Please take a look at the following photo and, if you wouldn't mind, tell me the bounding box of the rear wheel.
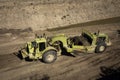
[42,50,57,63]
[95,42,106,53]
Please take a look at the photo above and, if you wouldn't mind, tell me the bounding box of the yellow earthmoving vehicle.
[20,30,111,63]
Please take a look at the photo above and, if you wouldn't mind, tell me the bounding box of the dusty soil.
[0,22,120,80]
[0,0,120,30]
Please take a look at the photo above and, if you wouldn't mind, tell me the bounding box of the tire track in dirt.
[0,58,53,80]
[0,51,111,80]
[41,53,111,79]
[51,51,120,80]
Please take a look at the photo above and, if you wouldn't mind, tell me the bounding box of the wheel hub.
[99,46,105,52]
[47,54,54,62]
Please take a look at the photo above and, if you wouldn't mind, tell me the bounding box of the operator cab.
[26,37,47,54]
[35,38,47,52]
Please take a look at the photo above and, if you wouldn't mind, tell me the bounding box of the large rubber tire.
[95,42,107,53]
[42,50,57,63]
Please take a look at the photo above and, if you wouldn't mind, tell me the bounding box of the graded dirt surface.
[0,22,120,80]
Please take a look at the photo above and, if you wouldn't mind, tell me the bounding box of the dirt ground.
[0,23,120,80]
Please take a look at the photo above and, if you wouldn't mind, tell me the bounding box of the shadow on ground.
[13,51,23,60]
[13,51,33,62]
[30,74,50,80]
[60,47,76,57]
[97,66,120,80]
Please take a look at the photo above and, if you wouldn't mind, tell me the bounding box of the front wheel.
[95,42,106,53]
[42,50,57,63]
